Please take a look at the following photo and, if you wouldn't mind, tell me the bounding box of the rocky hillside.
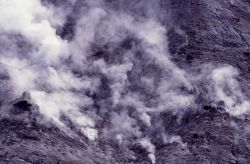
[0,0,250,163]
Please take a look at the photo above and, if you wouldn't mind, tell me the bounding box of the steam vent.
[0,0,250,163]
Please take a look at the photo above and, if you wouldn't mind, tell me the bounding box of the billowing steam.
[0,0,249,163]
[211,66,250,116]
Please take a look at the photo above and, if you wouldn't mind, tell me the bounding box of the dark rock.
[1,0,250,163]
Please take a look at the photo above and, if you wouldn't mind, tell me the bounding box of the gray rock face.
[0,0,250,163]
[169,0,250,70]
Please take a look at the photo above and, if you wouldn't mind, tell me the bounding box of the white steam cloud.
[139,137,156,164]
[0,0,96,140]
[0,0,249,158]
[211,66,250,116]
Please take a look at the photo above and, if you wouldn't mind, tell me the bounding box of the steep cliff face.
[0,0,250,163]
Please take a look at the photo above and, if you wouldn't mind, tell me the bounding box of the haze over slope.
[0,0,250,163]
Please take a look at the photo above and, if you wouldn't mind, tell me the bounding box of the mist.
[0,0,249,163]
